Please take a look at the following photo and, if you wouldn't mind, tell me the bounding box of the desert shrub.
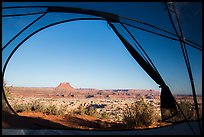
[5,90,10,99]
[2,92,9,111]
[85,106,97,116]
[170,101,195,122]
[58,104,69,114]
[87,106,101,118]
[12,104,22,113]
[3,80,9,92]
[11,100,44,113]
[10,99,65,115]
[100,111,109,119]
[2,80,14,113]
[75,104,102,118]
[179,101,195,120]
[43,105,63,115]
[122,98,156,128]
[12,104,30,113]
[86,106,95,115]
[75,104,86,114]
[3,80,10,98]
[30,100,44,112]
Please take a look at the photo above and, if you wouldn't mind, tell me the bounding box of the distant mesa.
[55,82,75,92]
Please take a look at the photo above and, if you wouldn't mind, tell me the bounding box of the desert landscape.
[3,82,202,130]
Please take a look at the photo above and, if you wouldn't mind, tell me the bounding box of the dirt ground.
[2,110,127,130]
[2,110,170,130]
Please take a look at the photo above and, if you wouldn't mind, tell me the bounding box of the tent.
[2,2,202,135]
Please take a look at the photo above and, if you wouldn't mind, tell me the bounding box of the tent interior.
[2,2,202,135]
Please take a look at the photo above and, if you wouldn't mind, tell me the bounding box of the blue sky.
[3,2,202,95]
[4,20,159,90]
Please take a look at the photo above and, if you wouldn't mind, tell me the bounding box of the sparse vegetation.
[4,83,202,130]
[3,80,10,100]
[12,100,64,115]
[100,111,109,119]
[169,100,195,122]
[2,94,10,112]
[13,104,30,113]
[122,97,158,128]
[2,80,11,112]
[74,103,109,119]
[86,106,101,118]
[75,103,86,114]
[30,100,44,112]
[43,105,63,115]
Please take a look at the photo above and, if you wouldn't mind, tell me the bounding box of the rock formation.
[55,82,75,96]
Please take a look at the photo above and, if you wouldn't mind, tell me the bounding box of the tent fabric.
[160,85,178,121]
[3,2,201,47]
[2,2,202,135]
[110,23,178,121]
[2,120,202,135]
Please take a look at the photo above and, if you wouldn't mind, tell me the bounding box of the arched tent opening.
[2,2,202,135]
[4,19,167,131]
